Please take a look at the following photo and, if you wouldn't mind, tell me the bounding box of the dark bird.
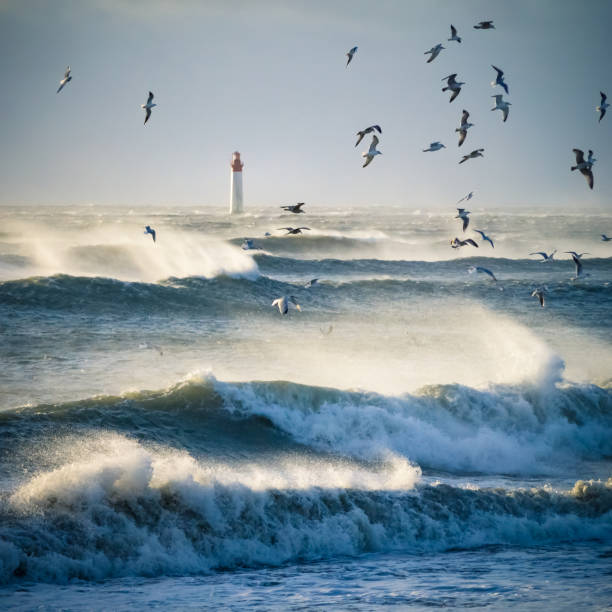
[355,125,382,147]
[456,109,474,147]
[451,237,478,249]
[596,92,609,122]
[144,225,156,242]
[459,149,484,164]
[532,288,546,307]
[602,234,612,242]
[473,229,494,248]
[442,73,465,103]
[468,266,497,281]
[571,149,594,189]
[346,46,358,66]
[278,227,311,235]
[491,65,509,94]
[474,21,495,29]
[281,203,306,213]
[141,91,156,124]
[56,66,72,93]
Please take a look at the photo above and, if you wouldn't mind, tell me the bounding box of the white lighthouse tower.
[229,151,244,214]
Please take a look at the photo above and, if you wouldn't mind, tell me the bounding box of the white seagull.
[141,91,156,124]
[571,149,594,190]
[355,125,381,147]
[455,208,471,231]
[362,134,382,167]
[423,141,446,152]
[531,287,546,307]
[491,95,511,122]
[491,65,509,94]
[448,25,462,43]
[425,44,445,63]
[474,21,495,29]
[346,46,358,66]
[442,74,465,103]
[456,109,474,147]
[459,149,484,164]
[457,191,474,204]
[597,92,609,122]
[272,295,302,315]
[468,266,497,281]
[570,253,589,280]
[451,237,478,249]
[530,249,556,262]
[57,66,72,93]
[473,229,494,248]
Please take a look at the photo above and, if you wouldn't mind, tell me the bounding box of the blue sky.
[0,0,610,208]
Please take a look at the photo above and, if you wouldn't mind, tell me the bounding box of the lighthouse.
[229,151,244,214]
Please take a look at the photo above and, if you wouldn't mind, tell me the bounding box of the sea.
[0,204,611,611]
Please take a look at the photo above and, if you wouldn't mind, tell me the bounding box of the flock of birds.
[55,18,609,314]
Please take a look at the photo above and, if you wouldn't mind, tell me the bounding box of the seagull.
[459,149,484,164]
[271,295,301,315]
[448,25,462,43]
[570,253,589,280]
[531,287,546,307]
[425,44,445,63]
[602,234,612,241]
[468,266,497,281]
[473,229,494,248]
[144,225,156,242]
[597,92,609,122]
[362,134,382,167]
[451,237,478,249]
[346,46,358,67]
[455,208,471,231]
[141,91,156,124]
[564,251,590,259]
[571,149,594,190]
[281,203,306,213]
[491,95,511,122]
[442,73,465,103]
[491,65,509,94]
[278,227,311,235]
[305,278,319,288]
[456,109,474,147]
[529,250,556,262]
[474,21,495,29]
[56,66,72,93]
[423,141,446,152]
[355,125,382,147]
[457,191,474,204]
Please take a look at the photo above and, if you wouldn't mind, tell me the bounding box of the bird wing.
[460,109,469,125]
[580,167,594,189]
[465,239,478,247]
[502,106,509,122]
[572,254,583,275]
[458,129,467,147]
[64,67,71,78]
[277,227,293,231]
[355,131,365,147]
[362,155,373,168]
[147,91,154,104]
[601,92,607,104]
[369,134,379,150]
[481,267,497,280]
[600,108,606,121]
[144,107,151,124]
[473,230,485,239]
[530,252,547,258]
[449,88,461,102]
[492,94,503,104]
[492,65,503,77]
[294,203,305,210]
[56,83,65,93]
[451,25,457,36]
[462,217,469,232]
[442,73,457,82]
[372,125,382,133]
[297,227,311,231]
[573,149,585,164]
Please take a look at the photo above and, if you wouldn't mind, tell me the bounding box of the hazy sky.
[0,0,611,208]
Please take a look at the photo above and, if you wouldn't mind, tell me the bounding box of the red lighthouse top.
[231,151,243,172]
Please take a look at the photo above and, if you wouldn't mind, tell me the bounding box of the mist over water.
[1,205,611,608]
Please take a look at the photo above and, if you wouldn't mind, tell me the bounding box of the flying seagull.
[442,73,465,103]
[456,109,474,147]
[423,141,446,152]
[602,234,612,241]
[474,21,495,29]
[278,227,311,235]
[448,25,462,43]
[304,278,319,288]
[272,295,301,315]
[362,134,382,167]
[144,225,156,242]
[531,287,546,307]
[355,125,382,147]
[564,251,590,259]
[346,46,358,66]
[459,149,484,164]
[473,229,494,248]
[597,92,609,122]
[141,91,156,124]
[570,253,589,280]
[425,44,445,63]
[491,65,509,94]
[491,95,511,122]
[57,66,72,93]
[456,208,471,231]
[451,237,478,249]
[281,203,306,213]
[571,149,594,189]
[530,250,556,262]
[457,191,474,204]
[468,266,497,281]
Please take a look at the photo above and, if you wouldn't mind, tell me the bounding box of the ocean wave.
[0,433,610,584]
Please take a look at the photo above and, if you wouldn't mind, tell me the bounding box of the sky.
[0,0,611,209]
